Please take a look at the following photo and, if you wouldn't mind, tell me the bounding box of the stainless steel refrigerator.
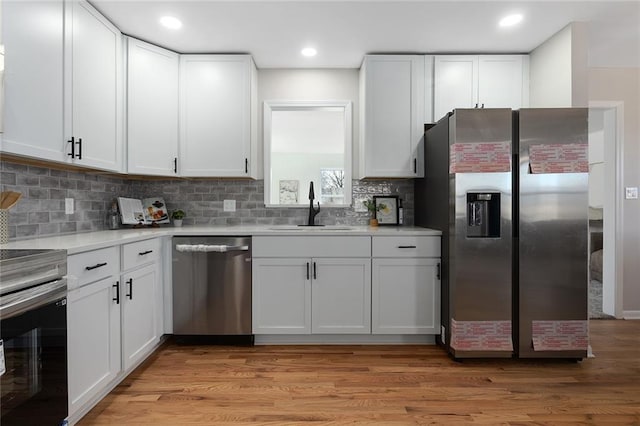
[415,108,588,359]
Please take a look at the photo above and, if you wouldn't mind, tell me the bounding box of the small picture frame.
[374,196,399,225]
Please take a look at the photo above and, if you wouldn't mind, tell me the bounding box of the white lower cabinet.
[67,276,121,417]
[252,258,311,334]
[372,258,440,334]
[252,236,372,335]
[122,264,159,371]
[311,258,371,334]
[371,236,441,335]
[67,238,163,423]
[252,257,371,335]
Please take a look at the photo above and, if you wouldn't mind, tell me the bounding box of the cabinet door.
[122,264,159,371]
[360,55,425,178]
[311,258,371,334]
[372,258,440,334]
[67,276,121,416]
[127,37,179,176]
[433,56,478,121]
[67,0,122,172]
[478,56,525,109]
[252,258,311,334]
[180,55,253,177]
[1,0,66,162]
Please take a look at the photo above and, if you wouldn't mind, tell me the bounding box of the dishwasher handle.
[175,244,249,253]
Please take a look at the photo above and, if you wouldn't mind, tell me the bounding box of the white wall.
[589,67,640,315]
[529,23,588,107]
[588,110,605,210]
[258,69,359,179]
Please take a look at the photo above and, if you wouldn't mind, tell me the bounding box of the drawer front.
[372,236,440,258]
[68,246,120,290]
[122,238,160,270]
[253,236,371,258]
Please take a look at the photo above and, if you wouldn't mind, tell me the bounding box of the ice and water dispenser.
[467,192,500,238]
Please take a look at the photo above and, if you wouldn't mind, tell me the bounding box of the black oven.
[0,249,68,426]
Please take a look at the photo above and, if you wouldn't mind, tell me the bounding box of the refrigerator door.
[448,109,513,358]
[517,108,588,359]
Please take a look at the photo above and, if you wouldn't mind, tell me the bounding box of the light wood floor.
[79,320,640,425]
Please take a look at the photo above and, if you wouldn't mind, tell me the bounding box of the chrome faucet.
[307,181,321,226]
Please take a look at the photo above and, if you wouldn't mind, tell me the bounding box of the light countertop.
[2,225,441,254]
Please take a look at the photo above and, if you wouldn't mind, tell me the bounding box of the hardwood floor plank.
[79,320,640,425]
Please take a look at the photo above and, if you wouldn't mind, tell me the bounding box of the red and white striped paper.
[529,143,589,174]
[531,320,589,351]
[450,319,513,352]
[449,142,511,174]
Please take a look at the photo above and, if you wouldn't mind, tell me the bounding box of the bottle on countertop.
[106,201,120,230]
[398,198,404,225]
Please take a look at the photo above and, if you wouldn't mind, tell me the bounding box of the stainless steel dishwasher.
[172,236,252,338]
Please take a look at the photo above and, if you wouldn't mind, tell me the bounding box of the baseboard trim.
[254,334,436,345]
[623,310,640,320]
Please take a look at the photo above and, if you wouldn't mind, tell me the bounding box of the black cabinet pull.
[85,262,107,271]
[306,262,310,280]
[76,138,82,160]
[67,137,75,158]
[481,103,485,109]
[398,245,417,249]
[475,103,479,108]
[413,158,417,174]
[126,278,133,300]
[437,263,441,280]
[174,157,178,174]
[245,158,248,173]
[313,262,317,280]
[138,250,153,256]
[113,281,120,304]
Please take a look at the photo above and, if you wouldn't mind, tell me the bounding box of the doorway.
[588,103,623,318]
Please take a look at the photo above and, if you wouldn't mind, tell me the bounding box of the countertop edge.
[1,226,442,253]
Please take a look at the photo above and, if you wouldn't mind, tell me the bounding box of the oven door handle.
[175,244,249,253]
[0,279,67,319]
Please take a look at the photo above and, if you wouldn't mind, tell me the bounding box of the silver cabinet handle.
[175,244,249,253]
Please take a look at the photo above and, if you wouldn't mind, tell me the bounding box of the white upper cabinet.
[66,0,123,172]
[433,55,529,121]
[1,0,123,171]
[360,55,425,178]
[1,0,66,162]
[179,55,257,177]
[126,37,179,176]
[478,56,528,108]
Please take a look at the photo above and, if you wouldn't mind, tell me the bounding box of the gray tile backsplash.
[1,161,131,240]
[1,159,414,240]
[131,178,414,227]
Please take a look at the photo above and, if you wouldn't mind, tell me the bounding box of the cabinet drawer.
[68,246,120,290]
[372,236,440,258]
[122,238,160,271]
[253,236,371,258]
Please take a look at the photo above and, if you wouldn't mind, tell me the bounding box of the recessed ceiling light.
[301,47,317,57]
[499,14,523,28]
[160,16,182,30]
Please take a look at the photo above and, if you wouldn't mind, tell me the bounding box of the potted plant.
[171,209,185,227]
[363,199,386,227]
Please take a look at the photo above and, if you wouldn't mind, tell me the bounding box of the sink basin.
[269,225,354,231]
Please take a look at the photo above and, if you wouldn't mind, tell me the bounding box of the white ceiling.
[91,0,640,69]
